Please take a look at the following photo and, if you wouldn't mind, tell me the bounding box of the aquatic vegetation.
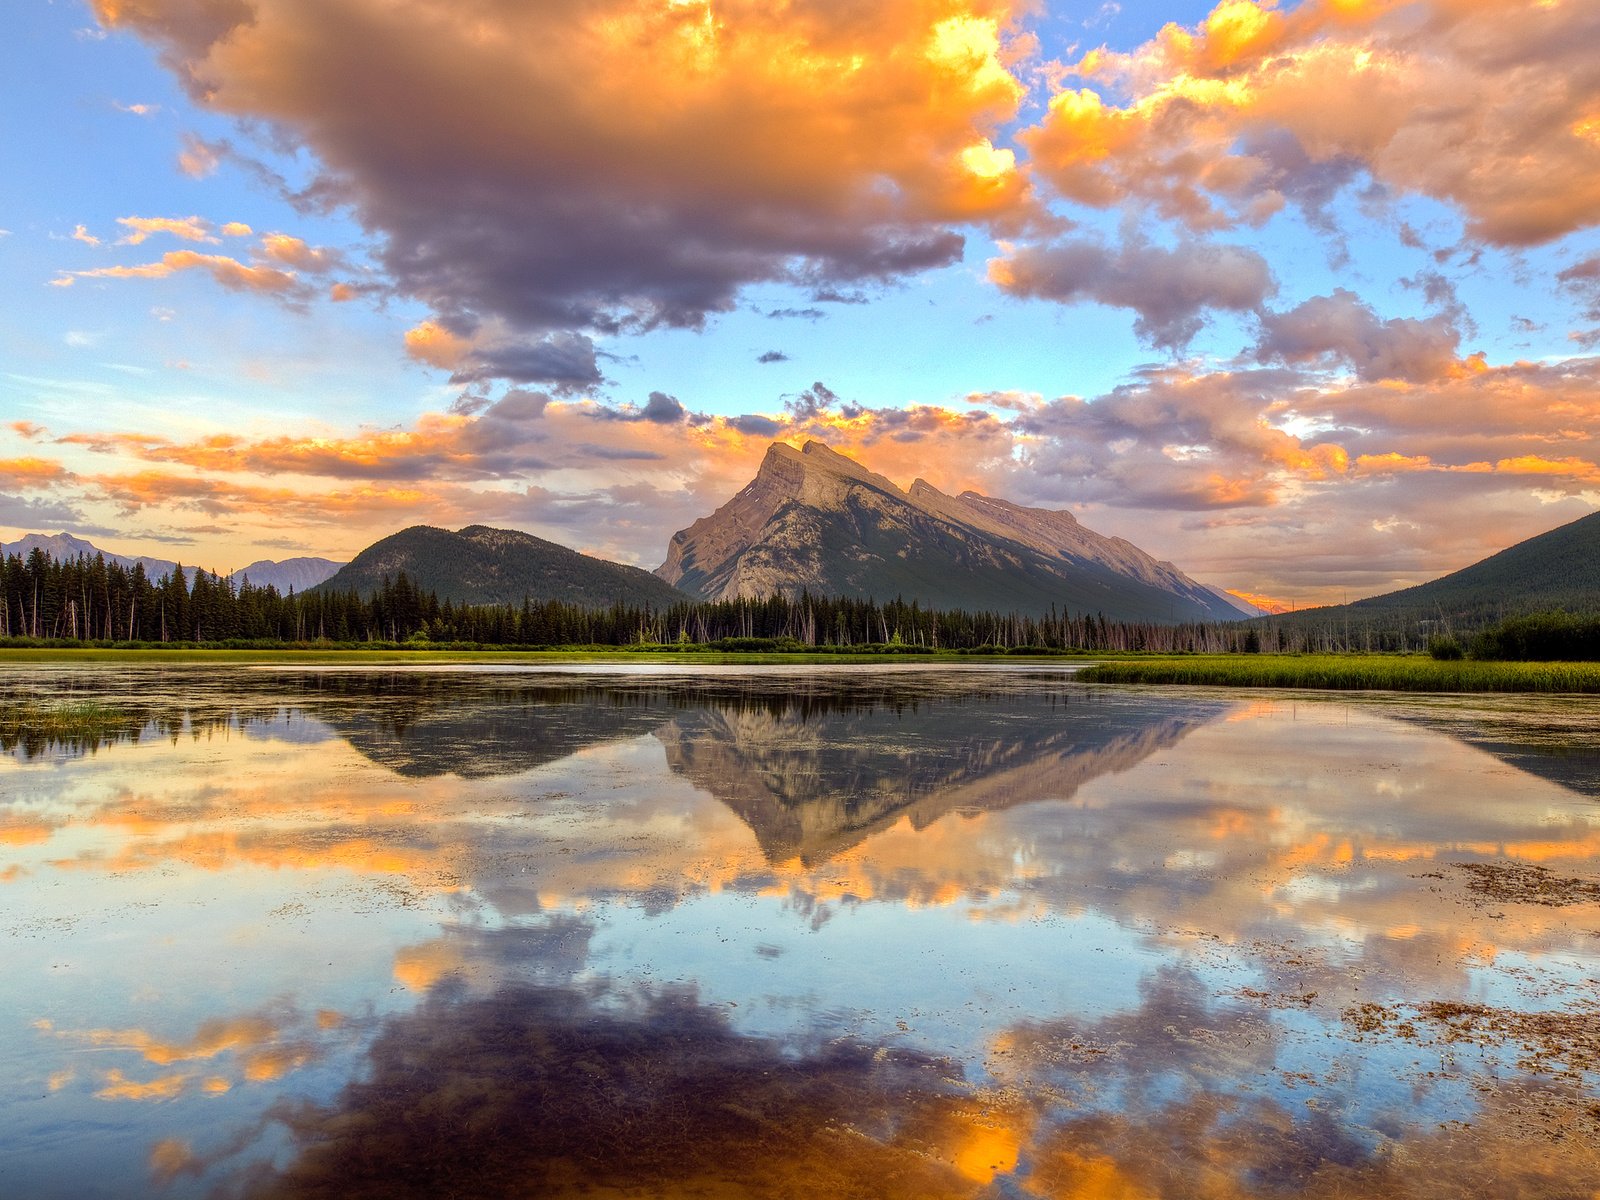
[1079,654,1600,693]
[0,699,127,739]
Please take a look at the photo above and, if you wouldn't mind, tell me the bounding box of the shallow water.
[3,664,1598,1198]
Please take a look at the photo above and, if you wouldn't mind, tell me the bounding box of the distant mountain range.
[231,557,345,593]
[312,524,691,608]
[1267,507,1600,632]
[656,440,1245,622]
[1,532,343,592]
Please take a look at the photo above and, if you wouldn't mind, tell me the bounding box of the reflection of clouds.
[214,963,1600,1199]
[230,980,980,1200]
[391,918,595,994]
[39,1002,342,1103]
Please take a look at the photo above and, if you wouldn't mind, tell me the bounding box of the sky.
[1,0,1597,608]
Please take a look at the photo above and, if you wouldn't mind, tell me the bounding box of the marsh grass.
[0,699,129,738]
[1078,654,1600,693]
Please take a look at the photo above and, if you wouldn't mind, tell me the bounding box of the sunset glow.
[4,0,1597,604]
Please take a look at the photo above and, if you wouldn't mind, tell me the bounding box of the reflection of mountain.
[658,695,1223,865]
[304,674,1066,779]
[325,685,680,778]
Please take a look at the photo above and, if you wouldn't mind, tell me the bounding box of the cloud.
[640,391,686,424]
[989,235,1274,350]
[0,457,74,487]
[1023,0,1600,245]
[54,250,304,298]
[113,101,160,116]
[446,332,604,394]
[756,350,789,364]
[94,0,1046,384]
[257,232,342,272]
[1254,289,1462,383]
[176,133,221,178]
[71,224,101,247]
[26,334,1600,603]
[1559,254,1600,322]
[116,216,218,245]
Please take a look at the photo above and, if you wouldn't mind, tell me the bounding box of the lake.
[3,663,1599,1198]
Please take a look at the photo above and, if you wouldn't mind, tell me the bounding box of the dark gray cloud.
[1254,289,1461,383]
[0,493,86,529]
[483,389,552,422]
[640,391,686,424]
[785,381,845,420]
[448,333,603,394]
[1558,254,1600,321]
[727,414,784,437]
[756,351,789,364]
[992,237,1275,351]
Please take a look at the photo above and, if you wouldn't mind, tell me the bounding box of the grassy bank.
[0,645,1101,667]
[1078,654,1600,693]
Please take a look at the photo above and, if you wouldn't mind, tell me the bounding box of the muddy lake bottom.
[3,662,1599,1198]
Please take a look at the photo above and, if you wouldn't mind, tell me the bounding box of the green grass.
[0,646,1099,666]
[0,699,128,738]
[1078,654,1600,693]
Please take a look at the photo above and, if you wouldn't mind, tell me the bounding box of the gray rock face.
[657,440,1244,622]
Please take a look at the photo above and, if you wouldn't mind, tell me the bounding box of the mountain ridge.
[1263,507,1600,633]
[2,532,343,591]
[314,524,692,608]
[657,440,1243,623]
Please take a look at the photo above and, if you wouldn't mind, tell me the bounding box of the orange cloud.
[0,457,73,486]
[403,320,471,371]
[257,232,340,272]
[1026,0,1600,244]
[116,215,216,245]
[93,0,1045,387]
[56,250,302,295]
[94,1068,190,1101]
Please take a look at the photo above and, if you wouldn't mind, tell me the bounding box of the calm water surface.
[3,664,1599,1198]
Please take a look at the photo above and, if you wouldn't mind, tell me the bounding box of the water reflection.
[3,666,1599,1198]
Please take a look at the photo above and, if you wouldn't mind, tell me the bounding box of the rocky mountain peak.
[656,438,1246,622]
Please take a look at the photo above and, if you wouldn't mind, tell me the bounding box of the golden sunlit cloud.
[54,250,302,295]
[1027,0,1600,244]
[116,215,217,245]
[90,0,1045,383]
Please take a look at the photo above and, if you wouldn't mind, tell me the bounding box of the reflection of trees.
[657,695,1224,864]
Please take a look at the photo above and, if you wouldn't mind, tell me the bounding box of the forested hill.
[1265,507,1600,641]
[313,524,691,608]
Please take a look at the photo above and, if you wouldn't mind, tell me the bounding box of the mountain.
[2,532,342,591]
[315,524,692,608]
[2,532,188,581]
[1268,507,1600,634]
[656,440,1243,622]
[231,557,344,594]
[657,699,1221,865]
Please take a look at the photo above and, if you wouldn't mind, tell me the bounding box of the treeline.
[7,548,1595,657]
[1440,613,1600,662]
[0,548,1266,652]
